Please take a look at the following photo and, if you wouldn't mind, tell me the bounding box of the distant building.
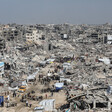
[90,33,99,43]
[2,27,20,41]
[26,30,44,44]
[104,35,112,44]
[91,33,99,39]
[61,33,68,39]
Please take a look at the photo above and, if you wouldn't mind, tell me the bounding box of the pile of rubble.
[0,23,111,112]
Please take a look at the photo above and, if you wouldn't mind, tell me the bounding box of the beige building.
[26,30,44,44]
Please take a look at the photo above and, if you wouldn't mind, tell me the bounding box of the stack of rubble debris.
[0,23,111,112]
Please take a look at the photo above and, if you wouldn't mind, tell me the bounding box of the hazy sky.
[0,0,112,24]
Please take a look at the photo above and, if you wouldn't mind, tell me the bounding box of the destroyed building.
[0,23,111,112]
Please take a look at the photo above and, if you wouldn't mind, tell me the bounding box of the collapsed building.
[0,23,111,111]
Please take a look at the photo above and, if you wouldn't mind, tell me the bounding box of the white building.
[104,35,112,44]
[107,35,112,44]
[26,30,44,44]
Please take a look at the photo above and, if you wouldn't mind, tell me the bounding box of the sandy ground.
[0,63,67,112]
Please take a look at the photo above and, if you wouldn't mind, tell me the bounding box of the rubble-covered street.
[0,23,112,112]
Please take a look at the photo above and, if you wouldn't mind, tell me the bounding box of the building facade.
[26,30,44,44]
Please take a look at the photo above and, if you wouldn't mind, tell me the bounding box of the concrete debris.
[0,23,111,112]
